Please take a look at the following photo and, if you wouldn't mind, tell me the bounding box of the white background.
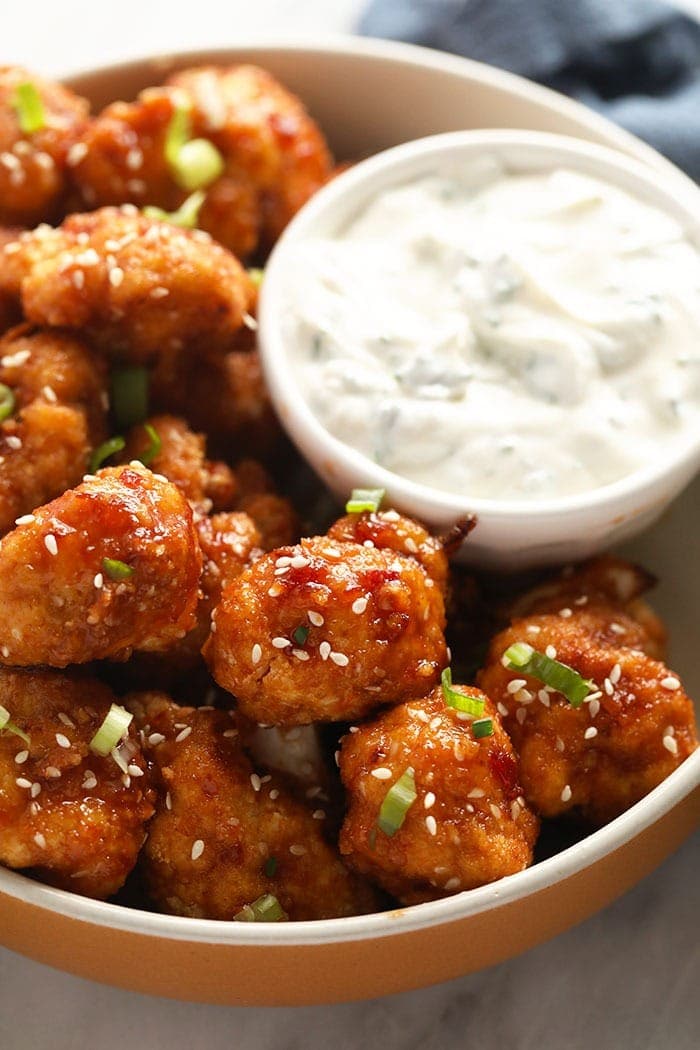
[0,2,699,1048]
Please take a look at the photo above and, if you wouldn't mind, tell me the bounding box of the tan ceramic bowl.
[0,38,698,1006]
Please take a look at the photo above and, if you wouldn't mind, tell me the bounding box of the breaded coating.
[0,463,201,667]
[0,668,153,898]
[339,686,538,904]
[0,67,89,226]
[0,228,22,334]
[128,694,380,921]
[204,534,447,725]
[0,324,107,534]
[0,207,255,363]
[328,509,449,594]
[121,414,237,512]
[73,65,332,257]
[478,563,698,824]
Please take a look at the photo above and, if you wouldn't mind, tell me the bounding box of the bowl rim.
[259,127,700,522]
[0,38,689,950]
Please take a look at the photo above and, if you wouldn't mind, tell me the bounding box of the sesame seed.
[515,688,533,705]
[319,641,331,661]
[289,844,306,856]
[15,777,32,789]
[574,595,588,606]
[126,147,143,170]
[352,596,368,615]
[14,750,29,764]
[267,584,283,597]
[290,555,309,569]
[67,142,88,166]
[489,803,502,819]
[165,791,172,810]
[72,269,85,289]
[0,646,9,659]
[312,809,325,820]
[33,833,47,849]
[497,701,509,716]
[250,773,262,792]
[175,726,192,742]
[610,663,622,685]
[425,815,437,836]
[55,733,71,749]
[109,267,124,287]
[269,789,280,800]
[444,877,460,891]
[275,556,291,567]
[538,689,550,707]
[545,645,557,660]
[467,788,485,798]
[363,539,374,548]
[251,643,262,664]
[93,573,103,589]
[82,774,97,790]
[44,534,58,556]
[516,708,527,724]
[46,766,61,779]
[127,764,144,776]
[14,514,35,526]
[429,716,441,730]
[273,566,290,576]
[222,729,238,738]
[272,637,291,649]
[584,727,598,739]
[330,651,349,666]
[308,610,324,627]
[559,608,573,618]
[371,767,392,780]
[560,785,572,803]
[58,712,75,728]
[589,699,601,718]
[150,286,169,299]
[663,734,678,755]
[191,839,205,861]
[510,800,521,820]
[42,384,57,403]
[5,435,22,450]
[507,678,527,694]
[416,709,430,723]
[610,622,626,635]
[424,792,436,809]
[30,782,41,798]
[556,737,565,752]
[660,677,681,691]
[604,678,614,696]
[526,625,541,635]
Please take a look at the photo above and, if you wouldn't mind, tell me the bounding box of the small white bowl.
[259,129,700,569]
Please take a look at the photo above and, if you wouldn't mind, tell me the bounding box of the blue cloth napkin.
[359,0,700,178]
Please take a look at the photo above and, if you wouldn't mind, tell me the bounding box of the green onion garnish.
[13,82,45,134]
[472,717,494,739]
[503,642,593,708]
[247,268,264,288]
[441,667,486,717]
[110,367,148,428]
[292,625,309,646]
[345,488,385,514]
[377,766,417,837]
[263,856,278,878]
[102,557,134,581]
[234,894,287,923]
[0,384,15,423]
[164,103,224,191]
[89,703,133,757]
[137,422,161,466]
[144,189,206,230]
[0,704,30,745]
[89,435,125,473]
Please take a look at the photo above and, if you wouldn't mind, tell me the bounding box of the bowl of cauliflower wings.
[0,40,696,1006]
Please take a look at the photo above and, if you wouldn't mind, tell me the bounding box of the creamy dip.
[283,159,700,500]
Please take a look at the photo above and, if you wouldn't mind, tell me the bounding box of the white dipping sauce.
[284,159,700,500]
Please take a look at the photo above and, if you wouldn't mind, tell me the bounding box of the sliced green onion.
[171,138,224,191]
[247,268,264,288]
[345,488,385,514]
[292,625,309,646]
[164,104,192,168]
[144,189,206,230]
[441,667,485,717]
[89,435,125,473]
[102,557,134,581]
[0,705,30,745]
[234,893,287,923]
[89,703,133,757]
[263,856,278,878]
[110,367,148,428]
[503,642,593,708]
[13,82,45,134]
[377,766,417,837]
[0,384,15,423]
[472,717,494,739]
[137,422,161,466]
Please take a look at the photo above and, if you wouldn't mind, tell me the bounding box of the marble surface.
[1,2,699,1046]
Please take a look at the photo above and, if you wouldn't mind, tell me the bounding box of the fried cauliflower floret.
[204,535,447,725]
[0,207,255,363]
[0,324,107,534]
[128,694,380,921]
[328,509,449,594]
[0,668,154,898]
[478,568,698,824]
[0,463,201,667]
[121,414,236,513]
[339,686,538,904]
[0,67,89,226]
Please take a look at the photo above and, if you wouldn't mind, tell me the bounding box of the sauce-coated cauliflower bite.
[0,464,202,667]
[0,324,107,534]
[204,535,447,725]
[0,207,255,362]
[0,67,89,226]
[129,694,381,920]
[0,668,153,898]
[478,562,698,825]
[339,686,538,904]
[72,65,332,258]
